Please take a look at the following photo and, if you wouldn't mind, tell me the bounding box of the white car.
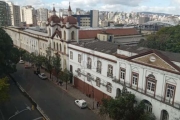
[38,73,47,80]
[75,99,87,109]
[19,60,24,64]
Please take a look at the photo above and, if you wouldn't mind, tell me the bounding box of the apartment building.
[7,2,20,26]
[21,5,37,26]
[36,8,48,27]
[0,1,11,26]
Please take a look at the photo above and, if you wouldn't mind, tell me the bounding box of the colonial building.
[3,4,180,120]
[68,40,180,120]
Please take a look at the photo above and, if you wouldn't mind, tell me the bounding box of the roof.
[47,15,61,24]
[63,16,77,24]
[72,40,118,54]
[79,28,139,39]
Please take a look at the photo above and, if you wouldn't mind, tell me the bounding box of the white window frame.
[120,68,126,80]
[70,51,73,59]
[96,77,101,87]
[107,82,112,93]
[78,54,81,63]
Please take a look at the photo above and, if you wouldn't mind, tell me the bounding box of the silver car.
[38,73,47,80]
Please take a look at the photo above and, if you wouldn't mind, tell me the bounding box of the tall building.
[7,2,21,26]
[139,16,150,24]
[36,8,48,27]
[21,5,37,26]
[73,10,99,27]
[0,1,11,26]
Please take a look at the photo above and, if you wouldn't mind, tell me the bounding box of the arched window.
[96,77,101,87]
[87,57,92,69]
[53,42,55,49]
[60,44,61,52]
[107,82,112,93]
[64,31,66,40]
[49,28,51,36]
[71,31,74,40]
[97,60,102,73]
[64,45,66,54]
[87,73,91,81]
[56,43,58,51]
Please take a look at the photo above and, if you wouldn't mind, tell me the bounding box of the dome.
[63,16,77,24]
[47,15,61,24]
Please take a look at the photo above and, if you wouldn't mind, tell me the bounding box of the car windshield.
[82,102,86,106]
[41,74,46,76]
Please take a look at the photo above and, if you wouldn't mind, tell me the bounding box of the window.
[77,68,81,77]
[64,45,66,54]
[120,68,126,80]
[166,84,175,98]
[78,54,81,63]
[64,31,66,40]
[87,57,92,69]
[70,51,73,59]
[53,42,55,49]
[71,31,74,40]
[96,61,101,73]
[107,64,113,78]
[132,73,138,86]
[96,77,101,87]
[147,81,155,92]
[107,82,112,93]
[87,73,91,81]
[56,43,58,50]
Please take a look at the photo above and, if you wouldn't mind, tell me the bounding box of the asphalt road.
[0,77,42,120]
[11,64,99,120]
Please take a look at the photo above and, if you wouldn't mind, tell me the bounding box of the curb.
[47,78,93,111]
[9,74,50,120]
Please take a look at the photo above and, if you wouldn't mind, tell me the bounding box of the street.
[11,64,99,120]
[0,77,42,120]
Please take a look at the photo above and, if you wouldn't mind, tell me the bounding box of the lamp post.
[8,106,31,120]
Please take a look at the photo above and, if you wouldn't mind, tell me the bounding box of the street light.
[8,106,31,120]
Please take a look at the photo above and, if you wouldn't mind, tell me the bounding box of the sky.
[6,0,180,15]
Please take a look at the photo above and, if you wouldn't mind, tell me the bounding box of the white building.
[68,40,180,120]
[6,2,21,26]
[36,8,48,27]
[4,5,180,120]
[21,5,36,26]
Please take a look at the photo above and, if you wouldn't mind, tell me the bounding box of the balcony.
[96,68,101,73]
[107,72,113,78]
[112,79,180,110]
[87,64,91,69]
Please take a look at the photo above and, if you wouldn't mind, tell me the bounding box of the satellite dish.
[149,56,156,62]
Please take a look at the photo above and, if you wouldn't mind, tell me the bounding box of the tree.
[52,54,61,81]
[44,44,53,78]
[0,77,9,103]
[99,92,156,120]
[59,69,71,90]
[0,27,20,76]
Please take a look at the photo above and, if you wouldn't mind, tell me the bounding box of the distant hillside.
[138,12,179,16]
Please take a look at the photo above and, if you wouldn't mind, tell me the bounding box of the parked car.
[19,60,24,64]
[38,73,47,80]
[24,64,31,69]
[34,70,40,75]
[74,99,87,109]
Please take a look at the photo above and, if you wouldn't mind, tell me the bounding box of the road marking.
[32,117,43,120]
[0,109,5,120]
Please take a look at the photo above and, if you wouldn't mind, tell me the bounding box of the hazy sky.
[7,0,180,14]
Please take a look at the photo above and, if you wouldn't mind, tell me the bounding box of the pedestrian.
[97,101,99,108]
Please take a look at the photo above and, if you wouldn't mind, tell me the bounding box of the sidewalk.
[36,67,111,120]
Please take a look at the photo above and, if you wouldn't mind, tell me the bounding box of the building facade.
[7,2,21,27]
[68,41,180,120]
[0,1,11,26]
[4,5,180,120]
[36,8,48,27]
[21,5,37,26]
[73,10,99,27]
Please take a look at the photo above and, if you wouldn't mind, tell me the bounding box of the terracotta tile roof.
[79,28,139,39]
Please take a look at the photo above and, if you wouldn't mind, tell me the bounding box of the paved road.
[0,77,42,120]
[11,64,99,120]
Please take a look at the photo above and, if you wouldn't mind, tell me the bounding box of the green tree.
[59,69,71,90]
[100,92,156,120]
[35,55,46,70]
[44,44,53,78]
[52,54,61,81]
[0,77,9,103]
[0,27,20,76]
[138,25,180,53]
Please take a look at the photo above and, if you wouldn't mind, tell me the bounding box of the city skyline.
[4,0,180,15]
